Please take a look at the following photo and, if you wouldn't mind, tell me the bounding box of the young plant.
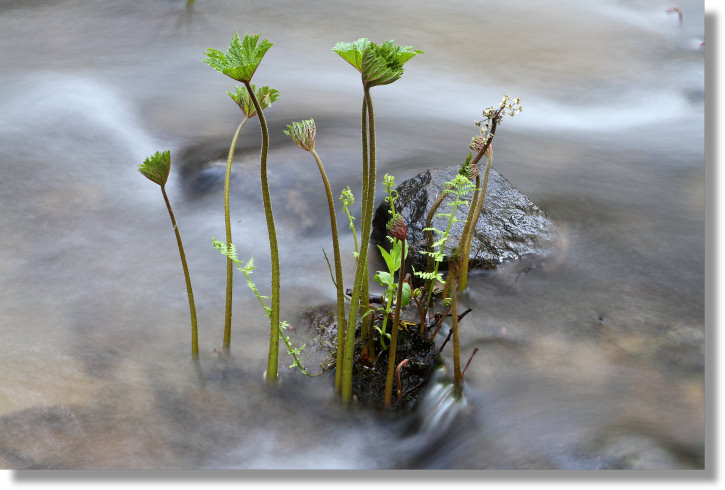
[216,84,279,356]
[333,38,422,403]
[204,33,282,384]
[415,173,475,316]
[373,234,411,349]
[138,151,198,358]
[382,213,409,408]
[371,174,410,349]
[457,95,522,292]
[212,240,310,376]
[339,187,359,258]
[419,96,521,295]
[283,118,347,391]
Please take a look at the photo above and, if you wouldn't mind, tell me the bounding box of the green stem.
[423,186,451,296]
[244,81,279,385]
[341,88,376,403]
[161,185,198,358]
[343,204,359,257]
[223,117,249,354]
[456,174,480,293]
[310,148,346,392]
[458,152,492,292]
[383,239,406,408]
[377,283,395,348]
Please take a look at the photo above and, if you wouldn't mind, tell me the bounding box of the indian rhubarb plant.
[138,150,199,358]
[333,38,422,403]
[283,118,347,391]
[204,32,282,384]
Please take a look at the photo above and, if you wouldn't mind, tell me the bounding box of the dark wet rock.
[372,166,557,278]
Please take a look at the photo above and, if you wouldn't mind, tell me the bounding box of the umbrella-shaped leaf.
[204,32,273,83]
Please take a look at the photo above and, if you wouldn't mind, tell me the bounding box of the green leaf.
[139,150,171,186]
[204,32,273,83]
[400,282,411,307]
[375,270,392,288]
[332,38,371,72]
[377,245,395,273]
[228,84,280,118]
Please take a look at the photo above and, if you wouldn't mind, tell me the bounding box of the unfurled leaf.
[375,270,392,288]
[228,84,280,118]
[332,38,371,71]
[204,32,273,83]
[139,150,171,186]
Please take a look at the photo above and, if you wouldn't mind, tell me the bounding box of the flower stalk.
[283,119,346,392]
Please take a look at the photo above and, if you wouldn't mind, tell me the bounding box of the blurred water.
[0,0,704,469]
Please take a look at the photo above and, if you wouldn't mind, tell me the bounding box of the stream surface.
[0,0,705,469]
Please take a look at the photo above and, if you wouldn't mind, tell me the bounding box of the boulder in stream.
[372,165,557,277]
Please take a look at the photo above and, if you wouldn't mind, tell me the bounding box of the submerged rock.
[372,165,557,276]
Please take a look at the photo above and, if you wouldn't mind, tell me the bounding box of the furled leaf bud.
[138,150,171,186]
[340,186,355,207]
[386,214,407,241]
[283,118,316,151]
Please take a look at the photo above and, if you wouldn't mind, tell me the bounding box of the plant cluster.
[137,32,520,407]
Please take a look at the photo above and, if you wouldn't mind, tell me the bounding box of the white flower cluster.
[470,95,522,153]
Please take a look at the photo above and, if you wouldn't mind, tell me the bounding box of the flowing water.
[0,0,705,469]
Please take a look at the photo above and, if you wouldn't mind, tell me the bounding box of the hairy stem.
[310,148,346,391]
[245,81,279,385]
[161,185,198,358]
[383,239,406,408]
[223,116,249,354]
[341,88,376,403]
[360,97,375,364]
[456,176,480,294]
